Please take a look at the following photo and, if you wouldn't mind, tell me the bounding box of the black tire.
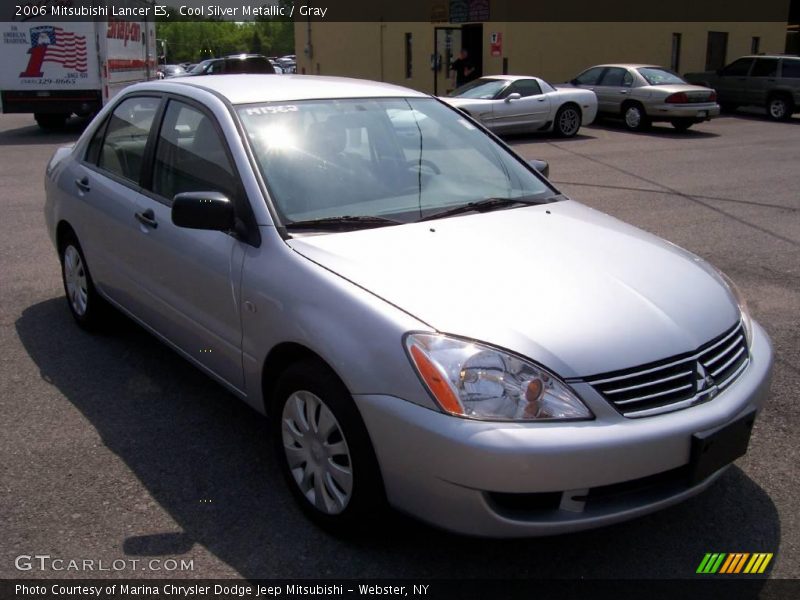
[670,119,694,132]
[35,113,69,130]
[554,104,582,137]
[622,102,650,132]
[271,358,386,534]
[767,95,792,121]
[58,230,108,330]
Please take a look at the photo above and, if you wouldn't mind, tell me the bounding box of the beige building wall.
[295,21,787,94]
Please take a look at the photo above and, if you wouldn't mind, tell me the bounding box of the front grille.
[588,322,749,418]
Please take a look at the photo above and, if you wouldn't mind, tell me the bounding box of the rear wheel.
[622,103,650,131]
[767,95,792,121]
[272,359,386,534]
[59,231,108,329]
[671,119,694,132]
[554,104,582,137]
[35,113,69,130]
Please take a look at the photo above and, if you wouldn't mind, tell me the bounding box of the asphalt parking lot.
[1,111,798,580]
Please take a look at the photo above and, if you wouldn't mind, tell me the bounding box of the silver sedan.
[568,64,720,131]
[45,75,771,537]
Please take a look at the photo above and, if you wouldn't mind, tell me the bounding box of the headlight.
[405,333,592,421]
[717,270,753,347]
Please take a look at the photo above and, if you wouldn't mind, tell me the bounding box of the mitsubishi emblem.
[696,362,716,395]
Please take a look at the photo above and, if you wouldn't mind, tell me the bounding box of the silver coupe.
[442,75,598,137]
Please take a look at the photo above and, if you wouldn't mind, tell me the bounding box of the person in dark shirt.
[450,49,476,88]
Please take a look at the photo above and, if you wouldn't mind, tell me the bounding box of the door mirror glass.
[505,92,521,102]
[171,192,235,231]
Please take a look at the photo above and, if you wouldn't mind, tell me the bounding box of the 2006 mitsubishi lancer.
[44,74,772,537]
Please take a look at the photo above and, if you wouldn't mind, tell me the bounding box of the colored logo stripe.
[697,553,773,574]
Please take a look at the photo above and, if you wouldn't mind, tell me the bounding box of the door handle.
[134,208,158,229]
[74,176,91,192]
[537,97,546,102]
[619,90,629,94]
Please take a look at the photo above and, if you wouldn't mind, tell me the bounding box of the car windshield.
[448,79,509,99]
[237,97,554,227]
[189,61,211,74]
[637,67,687,85]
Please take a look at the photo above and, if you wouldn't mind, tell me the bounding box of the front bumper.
[354,321,772,537]
[648,102,721,121]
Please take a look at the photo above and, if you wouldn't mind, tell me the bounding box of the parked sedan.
[568,64,720,131]
[442,75,597,137]
[45,75,771,537]
[685,55,800,121]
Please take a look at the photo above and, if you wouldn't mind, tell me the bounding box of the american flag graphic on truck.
[20,26,88,78]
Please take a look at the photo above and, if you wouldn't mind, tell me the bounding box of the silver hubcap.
[770,100,786,119]
[625,107,642,128]
[63,245,88,316]
[559,108,580,135]
[281,390,353,515]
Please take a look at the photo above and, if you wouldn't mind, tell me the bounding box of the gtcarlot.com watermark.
[15,554,194,572]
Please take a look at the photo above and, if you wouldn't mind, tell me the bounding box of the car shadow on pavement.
[16,298,781,580]
[501,131,597,144]
[0,116,90,146]
[586,118,721,138]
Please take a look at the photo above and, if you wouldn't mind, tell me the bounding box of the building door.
[461,23,483,80]
[433,27,461,96]
[705,31,729,71]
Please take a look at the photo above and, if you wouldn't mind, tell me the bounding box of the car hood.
[287,200,739,378]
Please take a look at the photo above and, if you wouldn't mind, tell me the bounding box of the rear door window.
[97,96,160,184]
[751,58,778,77]
[599,67,631,87]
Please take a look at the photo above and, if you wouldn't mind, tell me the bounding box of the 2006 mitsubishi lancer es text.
[44,75,772,537]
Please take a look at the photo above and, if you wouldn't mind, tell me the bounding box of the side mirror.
[528,159,549,178]
[569,78,579,85]
[171,191,235,232]
[505,92,522,102]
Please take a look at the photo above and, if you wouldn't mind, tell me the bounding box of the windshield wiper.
[416,196,549,222]
[285,215,403,231]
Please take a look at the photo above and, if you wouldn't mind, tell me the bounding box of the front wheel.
[272,359,386,533]
[671,119,694,132]
[622,103,650,131]
[767,96,792,121]
[554,104,582,137]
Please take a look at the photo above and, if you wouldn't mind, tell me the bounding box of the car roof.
[737,54,799,60]
[479,75,540,81]
[591,64,661,69]
[138,74,429,104]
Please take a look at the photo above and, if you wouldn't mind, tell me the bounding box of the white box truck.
[1,1,157,129]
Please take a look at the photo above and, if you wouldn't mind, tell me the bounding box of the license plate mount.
[689,408,756,485]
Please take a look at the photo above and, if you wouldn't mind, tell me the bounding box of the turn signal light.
[408,344,463,415]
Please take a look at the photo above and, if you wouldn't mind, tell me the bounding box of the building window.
[671,33,682,72]
[705,31,729,71]
[751,36,761,54]
[404,33,413,79]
